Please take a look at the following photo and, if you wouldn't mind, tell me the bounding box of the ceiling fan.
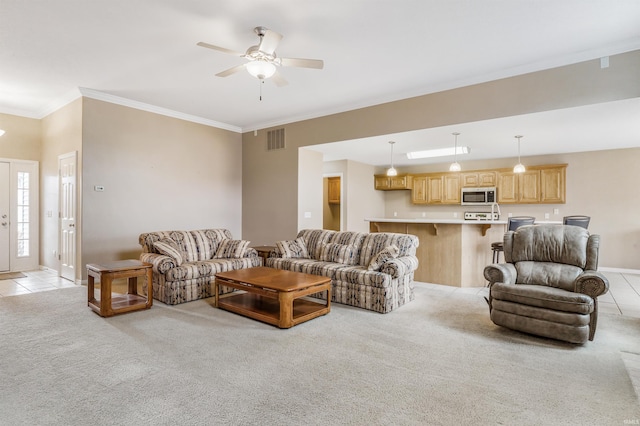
[197,26,324,87]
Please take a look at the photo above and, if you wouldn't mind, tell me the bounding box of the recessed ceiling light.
[406,146,470,159]
[0,129,5,137]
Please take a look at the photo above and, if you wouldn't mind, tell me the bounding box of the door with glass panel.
[3,160,39,272]
[0,162,9,271]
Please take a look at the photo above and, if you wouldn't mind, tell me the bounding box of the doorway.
[0,159,39,272]
[0,162,9,271]
[323,174,342,231]
[58,152,77,282]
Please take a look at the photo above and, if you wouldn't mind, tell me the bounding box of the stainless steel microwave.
[461,187,497,205]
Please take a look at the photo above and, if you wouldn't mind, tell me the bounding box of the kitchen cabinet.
[411,174,460,204]
[540,166,566,203]
[327,177,340,204]
[497,165,566,204]
[460,171,497,187]
[411,176,427,203]
[374,174,412,190]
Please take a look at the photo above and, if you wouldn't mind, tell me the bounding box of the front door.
[59,152,77,282]
[0,162,9,271]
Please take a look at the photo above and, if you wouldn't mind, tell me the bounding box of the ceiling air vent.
[267,128,285,151]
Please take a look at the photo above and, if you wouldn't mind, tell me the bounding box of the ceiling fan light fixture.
[246,60,276,80]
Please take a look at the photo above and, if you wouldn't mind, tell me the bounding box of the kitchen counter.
[365,218,561,287]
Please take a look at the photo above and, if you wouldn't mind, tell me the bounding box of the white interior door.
[59,152,77,282]
[0,162,9,271]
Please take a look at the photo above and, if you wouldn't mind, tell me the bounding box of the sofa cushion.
[367,245,399,271]
[190,229,231,260]
[214,239,250,259]
[168,231,200,263]
[491,282,594,315]
[297,229,337,260]
[319,243,358,265]
[509,225,590,268]
[153,239,184,266]
[276,237,310,259]
[515,261,584,292]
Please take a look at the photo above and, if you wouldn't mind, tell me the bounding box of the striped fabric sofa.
[266,229,419,313]
[138,229,262,305]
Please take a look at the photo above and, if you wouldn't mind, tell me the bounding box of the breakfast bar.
[366,218,508,287]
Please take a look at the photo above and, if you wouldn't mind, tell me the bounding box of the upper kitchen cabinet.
[460,171,497,188]
[374,174,413,190]
[497,164,566,204]
[411,173,460,204]
[327,177,341,204]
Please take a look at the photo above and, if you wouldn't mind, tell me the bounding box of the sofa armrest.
[575,271,609,298]
[244,248,259,258]
[140,253,177,274]
[484,263,517,285]
[379,255,418,279]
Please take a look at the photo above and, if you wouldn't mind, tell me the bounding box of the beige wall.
[0,113,41,161]
[81,98,242,274]
[41,99,83,276]
[242,50,640,268]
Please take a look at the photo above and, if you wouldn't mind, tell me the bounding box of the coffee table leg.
[279,292,294,328]
[214,279,219,308]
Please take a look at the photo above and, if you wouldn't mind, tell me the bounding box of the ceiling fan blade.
[197,42,244,57]
[271,70,288,87]
[258,29,282,55]
[279,57,324,69]
[215,64,246,77]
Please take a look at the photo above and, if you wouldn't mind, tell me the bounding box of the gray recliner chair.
[484,224,609,344]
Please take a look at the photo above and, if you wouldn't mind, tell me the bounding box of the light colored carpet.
[1,284,639,425]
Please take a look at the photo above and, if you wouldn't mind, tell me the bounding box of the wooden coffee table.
[214,267,331,328]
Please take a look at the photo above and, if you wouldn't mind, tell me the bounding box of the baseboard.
[599,266,640,275]
[39,265,83,285]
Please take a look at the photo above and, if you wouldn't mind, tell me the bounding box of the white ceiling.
[2,0,640,165]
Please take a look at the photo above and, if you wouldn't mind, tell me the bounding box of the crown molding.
[78,88,242,133]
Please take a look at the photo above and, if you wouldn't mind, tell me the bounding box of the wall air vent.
[267,128,285,151]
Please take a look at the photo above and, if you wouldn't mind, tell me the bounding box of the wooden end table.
[214,267,331,328]
[87,260,153,317]
[251,245,276,265]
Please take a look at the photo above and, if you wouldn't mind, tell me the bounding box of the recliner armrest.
[484,263,517,285]
[574,271,609,298]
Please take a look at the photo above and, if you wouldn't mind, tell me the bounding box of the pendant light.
[513,135,525,173]
[386,141,397,176]
[449,132,461,172]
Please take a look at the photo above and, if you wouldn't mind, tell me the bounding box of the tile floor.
[0,269,77,296]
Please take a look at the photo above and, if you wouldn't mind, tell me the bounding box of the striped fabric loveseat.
[266,229,419,313]
[138,229,262,305]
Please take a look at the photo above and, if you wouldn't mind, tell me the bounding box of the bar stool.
[491,216,535,263]
[563,215,590,229]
